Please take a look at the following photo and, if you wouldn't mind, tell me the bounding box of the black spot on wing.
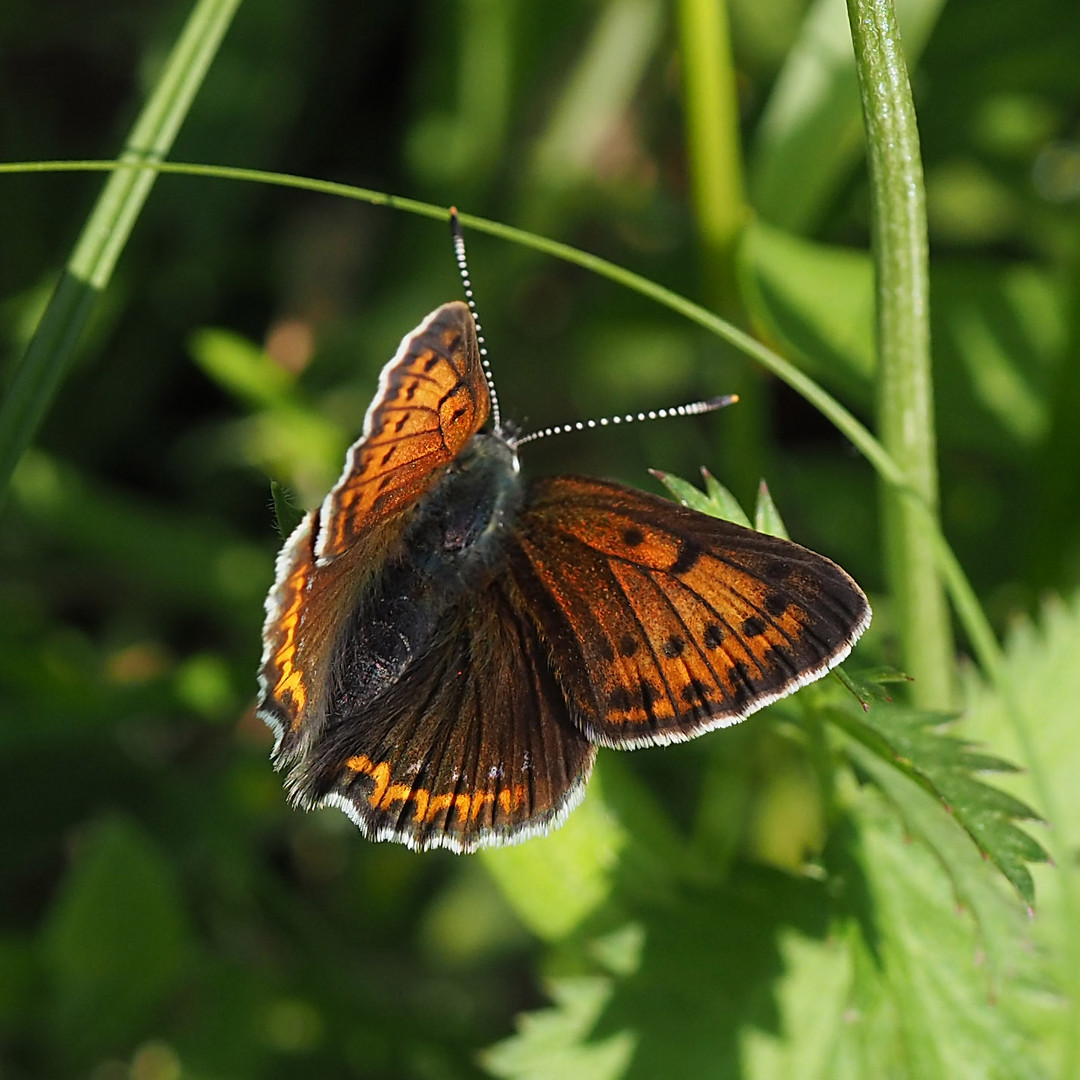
[763,592,789,616]
[670,540,703,575]
[663,635,686,658]
[639,681,662,708]
[680,679,712,704]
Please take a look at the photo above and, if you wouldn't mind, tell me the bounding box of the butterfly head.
[491,419,524,470]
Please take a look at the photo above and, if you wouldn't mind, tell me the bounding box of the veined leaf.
[829,699,1048,907]
[840,797,1052,1080]
[482,975,634,1080]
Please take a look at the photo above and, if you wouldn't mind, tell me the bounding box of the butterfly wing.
[284,580,597,852]
[506,476,871,748]
[316,300,489,559]
[258,302,489,758]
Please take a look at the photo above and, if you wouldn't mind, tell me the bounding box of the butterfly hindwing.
[507,476,871,748]
[285,579,597,852]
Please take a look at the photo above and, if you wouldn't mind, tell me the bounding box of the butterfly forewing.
[287,581,596,852]
[508,476,871,748]
[258,302,489,759]
[316,301,489,560]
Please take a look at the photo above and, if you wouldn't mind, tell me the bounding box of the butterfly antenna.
[513,394,740,447]
[450,208,501,432]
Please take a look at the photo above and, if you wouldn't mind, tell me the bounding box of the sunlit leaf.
[830,699,1048,906]
[753,479,790,539]
[651,468,752,527]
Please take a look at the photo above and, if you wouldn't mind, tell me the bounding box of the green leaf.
[753,479,790,539]
[839,797,1052,1080]
[748,0,946,234]
[651,467,751,527]
[484,867,841,1080]
[830,700,1048,907]
[189,326,296,410]
[481,767,629,941]
[482,975,635,1080]
[42,816,192,1059]
[738,219,875,402]
[960,590,1080,1071]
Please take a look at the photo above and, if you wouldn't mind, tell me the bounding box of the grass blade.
[0,0,241,506]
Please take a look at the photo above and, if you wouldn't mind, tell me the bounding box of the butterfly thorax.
[328,432,522,715]
[405,432,521,574]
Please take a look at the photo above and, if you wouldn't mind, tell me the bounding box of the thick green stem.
[0,0,241,506]
[675,0,746,305]
[846,0,953,707]
[675,0,763,500]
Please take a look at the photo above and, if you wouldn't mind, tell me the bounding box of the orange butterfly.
[258,225,870,853]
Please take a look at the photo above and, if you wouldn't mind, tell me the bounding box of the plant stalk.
[675,0,763,500]
[846,0,953,707]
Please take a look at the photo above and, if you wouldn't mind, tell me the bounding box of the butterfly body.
[259,300,871,852]
[323,433,522,724]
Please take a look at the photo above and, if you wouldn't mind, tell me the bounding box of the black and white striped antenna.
[449,208,501,432]
[449,207,738,448]
[512,394,739,447]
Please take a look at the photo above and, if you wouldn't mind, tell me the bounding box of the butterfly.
[257,238,871,853]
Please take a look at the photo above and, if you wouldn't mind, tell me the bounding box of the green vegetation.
[2,1,1078,1077]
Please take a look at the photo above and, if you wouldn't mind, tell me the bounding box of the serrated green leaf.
[753,479,790,539]
[650,468,752,526]
[833,666,914,710]
[481,976,635,1080]
[699,468,752,526]
[959,593,1080,1076]
[830,703,1047,906]
[486,805,1056,1080]
[843,796,1051,1080]
[487,866,841,1080]
[649,468,721,515]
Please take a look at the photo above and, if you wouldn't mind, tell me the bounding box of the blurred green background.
[2,1,1080,1078]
